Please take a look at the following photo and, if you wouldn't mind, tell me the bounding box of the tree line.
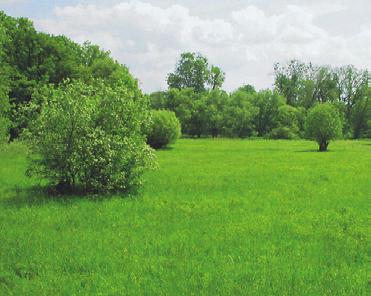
[151,53,370,139]
[1,11,370,143]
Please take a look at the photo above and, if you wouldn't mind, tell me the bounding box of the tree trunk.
[319,141,328,152]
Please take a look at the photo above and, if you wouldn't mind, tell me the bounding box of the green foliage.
[237,84,256,94]
[305,103,343,151]
[167,52,224,92]
[0,11,139,139]
[276,105,299,130]
[208,65,225,90]
[147,110,181,149]
[268,105,301,139]
[351,96,369,139]
[249,90,286,136]
[150,88,202,137]
[223,90,258,138]
[150,88,287,138]
[203,89,228,137]
[367,83,371,138]
[268,127,298,140]
[24,80,155,193]
[274,60,309,106]
[274,60,339,107]
[0,94,10,143]
[0,22,10,142]
[274,60,368,138]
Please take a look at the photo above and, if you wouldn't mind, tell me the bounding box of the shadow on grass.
[1,185,138,208]
[155,146,174,151]
[295,149,335,153]
[295,149,319,152]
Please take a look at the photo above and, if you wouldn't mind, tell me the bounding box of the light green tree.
[25,79,155,193]
[305,103,343,151]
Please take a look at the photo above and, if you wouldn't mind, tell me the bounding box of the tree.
[336,66,368,136]
[208,65,225,90]
[351,93,370,139]
[237,84,256,95]
[223,90,258,138]
[147,110,181,149]
[274,60,311,106]
[150,88,204,137]
[249,90,286,136]
[0,11,140,139]
[203,89,228,137]
[0,85,10,143]
[0,21,10,142]
[269,105,300,139]
[305,103,343,151]
[167,52,224,92]
[25,79,155,193]
[313,66,338,104]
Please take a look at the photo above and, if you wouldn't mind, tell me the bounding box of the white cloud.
[34,0,371,92]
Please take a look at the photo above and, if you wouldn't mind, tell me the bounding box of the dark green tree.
[0,11,139,139]
[223,90,258,138]
[249,90,286,136]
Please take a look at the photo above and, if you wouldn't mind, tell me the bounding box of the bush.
[268,127,298,139]
[0,91,10,143]
[305,103,343,151]
[223,90,258,138]
[0,115,9,143]
[25,79,155,193]
[147,110,181,149]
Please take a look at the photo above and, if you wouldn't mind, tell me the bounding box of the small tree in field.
[25,79,155,193]
[305,103,343,151]
[147,110,181,149]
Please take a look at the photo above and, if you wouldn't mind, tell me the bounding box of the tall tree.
[0,21,10,142]
[237,84,256,95]
[249,90,286,136]
[336,65,368,135]
[208,65,225,90]
[274,60,311,106]
[167,52,224,92]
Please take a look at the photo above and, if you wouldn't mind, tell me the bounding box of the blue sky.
[1,0,370,92]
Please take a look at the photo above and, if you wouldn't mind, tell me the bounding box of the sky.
[1,0,370,93]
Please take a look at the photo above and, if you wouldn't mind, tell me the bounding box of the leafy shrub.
[0,90,10,143]
[277,105,299,130]
[305,103,343,151]
[268,105,300,139]
[147,110,181,149]
[0,115,9,143]
[268,127,298,139]
[247,90,286,136]
[223,90,258,138]
[25,79,155,193]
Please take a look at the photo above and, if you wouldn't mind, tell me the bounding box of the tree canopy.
[167,52,225,92]
[0,11,140,140]
[305,103,343,151]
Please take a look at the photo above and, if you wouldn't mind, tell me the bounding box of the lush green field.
[0,139,369,295]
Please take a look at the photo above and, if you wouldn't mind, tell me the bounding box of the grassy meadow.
[0,139,369,295]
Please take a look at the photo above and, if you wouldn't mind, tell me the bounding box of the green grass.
[0,139,369,295]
